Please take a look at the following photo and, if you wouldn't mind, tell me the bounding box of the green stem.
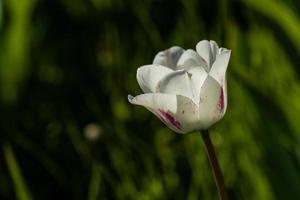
[201,130,228,200]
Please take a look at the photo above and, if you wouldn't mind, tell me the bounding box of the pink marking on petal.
[158,109,182,130]
[218,87,224,113]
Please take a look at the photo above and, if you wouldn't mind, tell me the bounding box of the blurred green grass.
[0,0,300,199]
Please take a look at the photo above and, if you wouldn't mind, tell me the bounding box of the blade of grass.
[244,0,300,53]
[88,162,102,200]
[3,142,32,200]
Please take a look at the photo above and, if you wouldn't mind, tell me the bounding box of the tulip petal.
[196,40,213,67]
[198,75,225,129]
[157,67,208,104]
[210,40,219,62]
[128,93,200,133]
[209,49,230,114]
[136,65,173,93]
[177,49,209,71]
[153,46,184,69]
[209,49,231,86]
[156,70,194,100]
[188,66,208,102]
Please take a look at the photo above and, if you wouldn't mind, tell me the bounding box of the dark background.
[0,0,300,199]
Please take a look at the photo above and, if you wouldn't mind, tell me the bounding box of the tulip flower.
[128,40,231,200]
[128,40,231,134]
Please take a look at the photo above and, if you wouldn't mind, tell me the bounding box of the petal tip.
[220,48,231,54]
[198,39,209,43]
[128,94,134,103]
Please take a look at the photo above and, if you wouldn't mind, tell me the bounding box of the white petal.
[198,75,226,129]
[177,49,209,71]
[157,67,208,104]
[136,65,173,93]
[153,46,184,69]
[210,40,219,62]
[128,93,200,133]
[184,66,208,104]
[196,40,213,67]
[209,49,231,86]
[156,70,194,100]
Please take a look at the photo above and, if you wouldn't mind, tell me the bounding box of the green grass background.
[0,0,300,199]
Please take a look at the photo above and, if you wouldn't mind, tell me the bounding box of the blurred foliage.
[0,0,300,199]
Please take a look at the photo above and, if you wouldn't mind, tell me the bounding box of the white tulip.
[128,40,231,133]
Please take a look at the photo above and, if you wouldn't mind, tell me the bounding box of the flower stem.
[201,130,228,200]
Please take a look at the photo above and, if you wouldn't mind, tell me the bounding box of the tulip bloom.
[128,40,231,133]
